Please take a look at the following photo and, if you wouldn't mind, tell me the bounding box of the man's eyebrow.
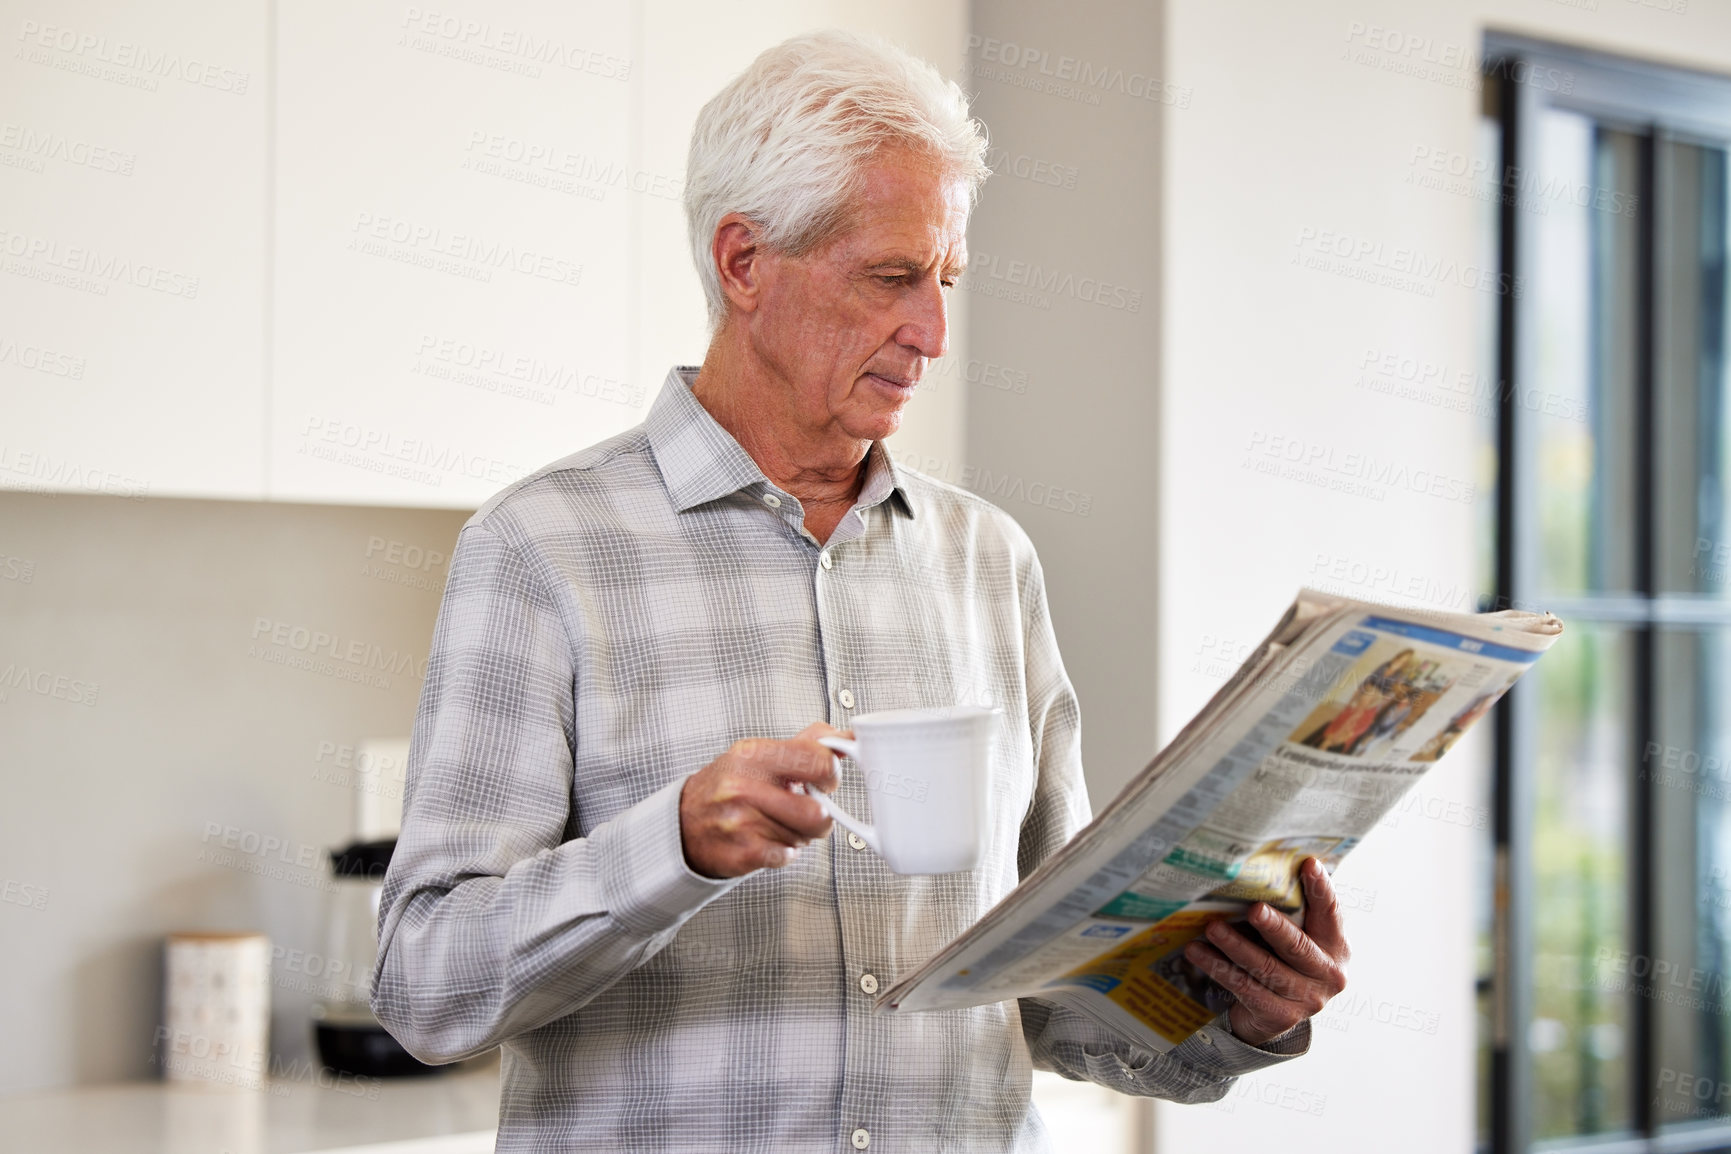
[867,257,926,275]
[868,256,968,277]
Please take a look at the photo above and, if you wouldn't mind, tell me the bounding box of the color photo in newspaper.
[1040,615,1541,1048]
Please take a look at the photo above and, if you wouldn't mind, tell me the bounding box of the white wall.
[0,493,467,1093]
[960,0,1168,1144]
[1156,3,1731,1152]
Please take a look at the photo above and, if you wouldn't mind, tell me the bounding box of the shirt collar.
[646,367,916,520]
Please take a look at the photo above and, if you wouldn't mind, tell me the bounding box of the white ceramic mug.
[810,705,999,874]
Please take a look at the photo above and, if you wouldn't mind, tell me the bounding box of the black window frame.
[1486,30,1731,1154]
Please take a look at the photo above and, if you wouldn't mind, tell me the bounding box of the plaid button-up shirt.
[373,367,1308,1152]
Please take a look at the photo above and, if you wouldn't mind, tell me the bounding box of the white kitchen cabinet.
[269,0,639,508]
[1,1,968,508]
[0,0,270,500]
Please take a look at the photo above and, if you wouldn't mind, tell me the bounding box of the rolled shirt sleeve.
[371,522,740,1064]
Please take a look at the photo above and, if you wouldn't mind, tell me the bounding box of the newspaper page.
[876,588,1563,1054]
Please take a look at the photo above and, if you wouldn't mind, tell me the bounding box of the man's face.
[747,149,970,443]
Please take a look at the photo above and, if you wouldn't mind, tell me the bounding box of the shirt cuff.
[1164,1010,1312,1078]
[594,775,742,936]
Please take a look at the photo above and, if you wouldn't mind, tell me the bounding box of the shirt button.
[851,1129,871,1149]
[1197,1030,1215,1046]
[847,832,867,851]
[762,493,781,508]
[819,551,833,570]
[838,689,855,709]
[859,973,879,994]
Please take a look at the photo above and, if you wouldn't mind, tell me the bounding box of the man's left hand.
[1182,856,1351,1046]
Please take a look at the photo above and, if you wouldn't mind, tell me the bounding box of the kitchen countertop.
[0,1056,499,1154]
[0,1058,1140,1153]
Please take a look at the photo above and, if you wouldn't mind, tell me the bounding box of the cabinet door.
[0,1,269,500]
[270,0,638,508]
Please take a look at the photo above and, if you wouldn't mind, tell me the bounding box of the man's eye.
[877,275,903,286]
[940,279,956,290]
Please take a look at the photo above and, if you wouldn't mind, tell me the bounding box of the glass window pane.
[1533,624,1636,1139]
[1528,113,1643,597]
[1652,628,1731,1129]
[1656,141,1731,597]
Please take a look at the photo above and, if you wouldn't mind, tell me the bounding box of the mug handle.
[812,736,877,848]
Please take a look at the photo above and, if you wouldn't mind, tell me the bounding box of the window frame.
[1486,30,1731,1154]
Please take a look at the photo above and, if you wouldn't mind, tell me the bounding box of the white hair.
[684,29,990,330]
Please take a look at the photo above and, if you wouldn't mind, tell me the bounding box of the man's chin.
[839,409,904,444]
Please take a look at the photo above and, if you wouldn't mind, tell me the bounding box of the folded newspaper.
[877,587,1563,1051]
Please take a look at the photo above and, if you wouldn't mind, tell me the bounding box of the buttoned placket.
[809,500,887,1149]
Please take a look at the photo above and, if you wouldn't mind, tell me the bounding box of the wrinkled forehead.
[831,153,973,265]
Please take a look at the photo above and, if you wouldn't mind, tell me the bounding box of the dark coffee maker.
[313,838,440,1077]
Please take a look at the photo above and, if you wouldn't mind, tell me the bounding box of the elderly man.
[373,28,1348,1152]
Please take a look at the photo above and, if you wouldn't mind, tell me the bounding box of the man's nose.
[895,278,949,360]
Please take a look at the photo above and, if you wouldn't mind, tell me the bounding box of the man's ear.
[713,214,765,316]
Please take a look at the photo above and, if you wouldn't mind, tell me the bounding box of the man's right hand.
[678,722,842,879]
